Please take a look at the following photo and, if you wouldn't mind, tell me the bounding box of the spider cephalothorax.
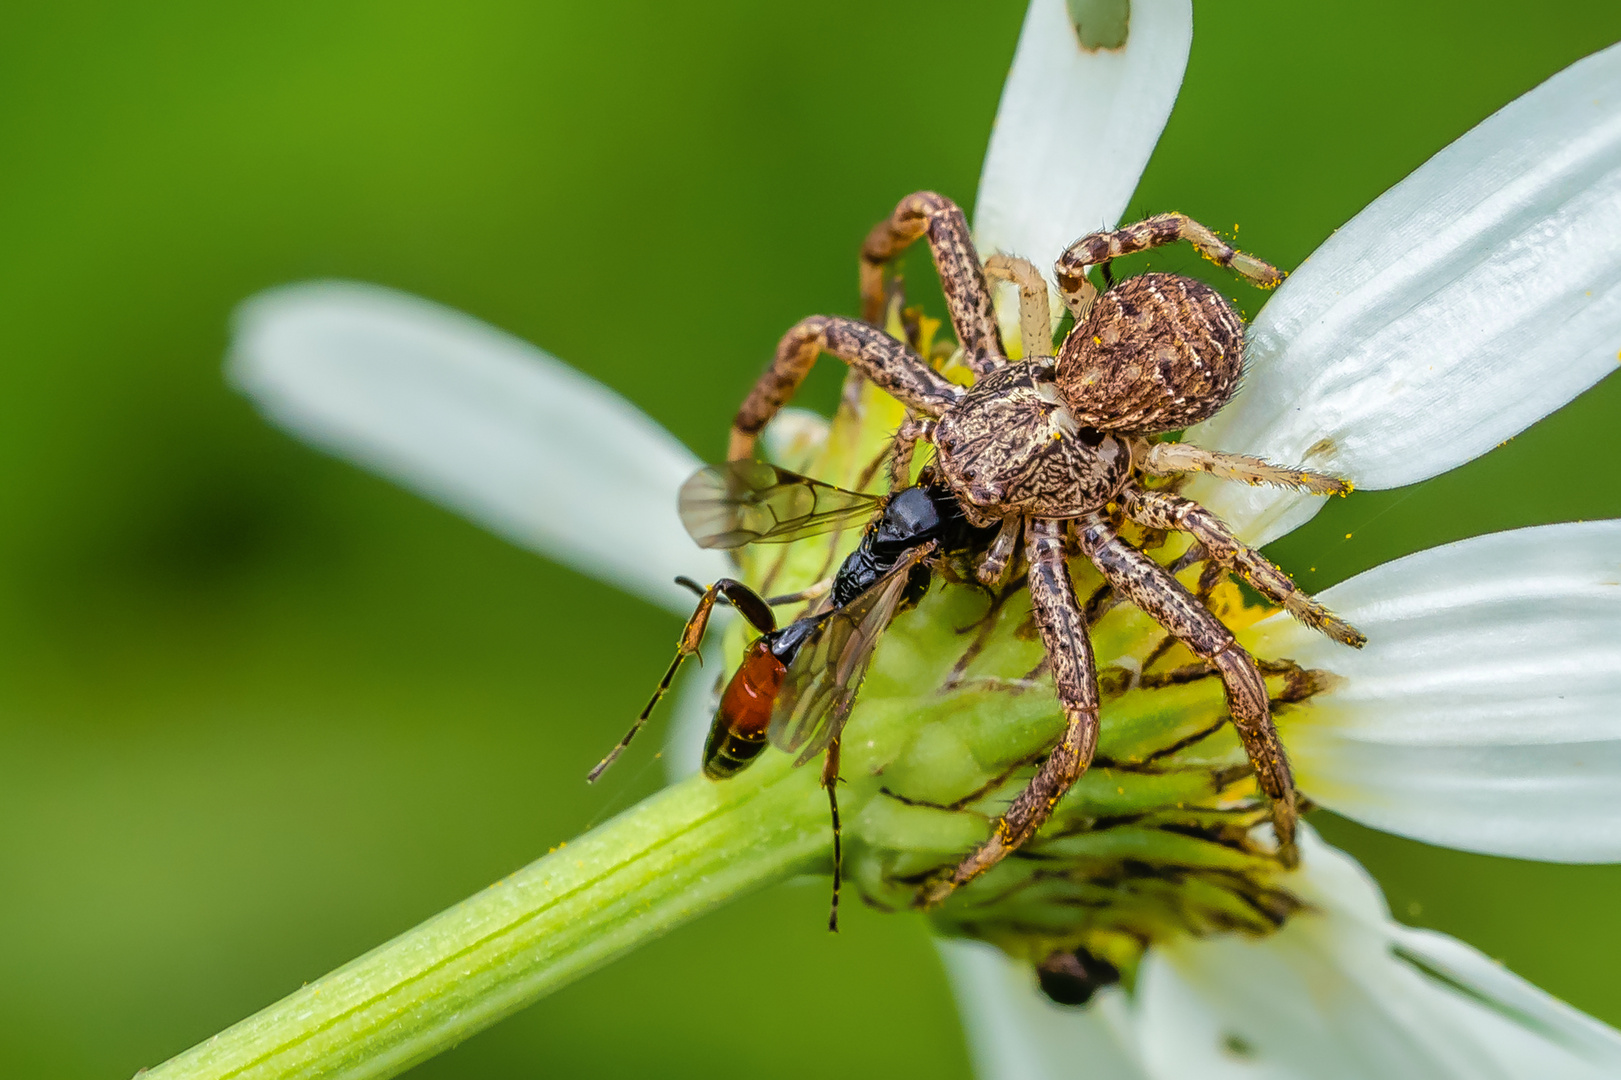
[727,191,1365,906]
[932,362,1133,526]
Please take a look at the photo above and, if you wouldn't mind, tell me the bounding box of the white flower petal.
[1189,42,1621,545]
[1389,927,1621,1076]
[1138,833,1621,1079]
[937,834,1621,1079]
[1246,520,1621,861]
[974,0,1192,287]
[230,281,725,616]
[937,938,1149,1080]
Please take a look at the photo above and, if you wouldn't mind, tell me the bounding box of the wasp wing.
[678,461,884,550]
[768,544,935,766]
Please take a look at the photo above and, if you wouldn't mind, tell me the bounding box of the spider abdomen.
[1056,272,1244,435]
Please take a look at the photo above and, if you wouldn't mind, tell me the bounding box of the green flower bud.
[722,327,1330,990]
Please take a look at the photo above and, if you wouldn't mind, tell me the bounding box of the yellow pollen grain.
[1345,533,1353,540]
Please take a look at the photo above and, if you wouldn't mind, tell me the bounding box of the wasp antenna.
[674,575,707,598]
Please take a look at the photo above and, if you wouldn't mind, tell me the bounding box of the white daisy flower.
[227,1,1621,1076]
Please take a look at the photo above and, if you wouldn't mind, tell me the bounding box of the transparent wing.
[678,460,884,550]
[769,544,934,766]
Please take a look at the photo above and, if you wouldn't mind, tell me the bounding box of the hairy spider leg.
[860,191,1005,376]
[587,578,776,783]
[983,253,1054,361]
[888,414,938,491]
[1120,488,1367,648]
[974,515,1022,588]
[729,316,962,460]
[1139,441,1351,495]
[1054,212,1286,320]
[1074,514,1299,866]
[919,518,1101,906]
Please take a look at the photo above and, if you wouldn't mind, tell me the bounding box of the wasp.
[588,459,998,928]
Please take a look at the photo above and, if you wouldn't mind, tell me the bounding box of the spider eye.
[1076,427,1105,447]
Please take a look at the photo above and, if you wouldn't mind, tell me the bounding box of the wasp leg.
[888,414,938,491]
[730,317,963,461]
[1139,441,1350,496]
[822,737,843,933]
[1074,513,1298,865]
[1054,213,1285,320]
[919,518,1100,906]
[983,253,1053,360]
[764,578,833,607]
[860,191,1005,377]
[1120,487,1366,648]
[589,578,774,782]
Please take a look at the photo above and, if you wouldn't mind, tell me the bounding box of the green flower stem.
[147,756,829,1080]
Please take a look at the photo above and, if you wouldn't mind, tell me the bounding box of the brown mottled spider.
[727,191,1366,907]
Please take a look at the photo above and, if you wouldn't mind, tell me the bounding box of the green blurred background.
[2,1,1619,1076]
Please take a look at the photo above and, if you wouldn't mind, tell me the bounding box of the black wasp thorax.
[831,483,997,607]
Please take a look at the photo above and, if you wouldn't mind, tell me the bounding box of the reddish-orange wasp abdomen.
[703,638,787,779]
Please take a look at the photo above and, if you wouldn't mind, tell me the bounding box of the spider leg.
[729,316,963,460]
[861,191,1006,377]
[1139,441,1350,496]
[1121,487,1367,648]
[983,254,1053,360]
[888,414,937,491]
[1074,513,1299,865]
[974,515,1022,588]
[919,518,1099,906]
[1054,213,1284,319]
